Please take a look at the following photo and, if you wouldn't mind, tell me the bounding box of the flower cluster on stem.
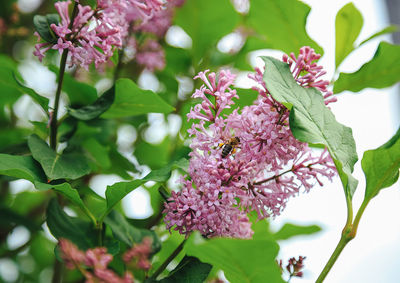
[163,47,337,238]
[33,0,164,70]
[59,238,153,283]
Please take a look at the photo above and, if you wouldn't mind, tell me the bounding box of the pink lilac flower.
[163,47,337,238]
[58,239,135,283]
[282,46,336,105]
[33,0,164,69]
[136,39,165,71]
[123,237,153,270]
[59,238,85,269]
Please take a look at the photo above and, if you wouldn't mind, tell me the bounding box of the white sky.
[268,0,400,282]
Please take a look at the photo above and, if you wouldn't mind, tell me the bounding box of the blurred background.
[0,0,399,282]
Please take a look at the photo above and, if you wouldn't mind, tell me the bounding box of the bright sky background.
[267,0,400,282]
[2,0,399,282]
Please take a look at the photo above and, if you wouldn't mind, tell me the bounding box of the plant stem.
[350,199,369,238]
[315,231,351,283]
[49,2,78,150]
[52,259,63,283]
[49,49,68,150]
[150,239,186,280]
[316,193,370,282]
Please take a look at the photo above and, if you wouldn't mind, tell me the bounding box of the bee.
[219,137,240,158]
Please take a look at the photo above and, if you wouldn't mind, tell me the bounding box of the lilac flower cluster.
[129,0,186,71]
[34,0,163,70]
[163,47,337,238]
[59,237,153,283]
[278,256,306,279]
[283,46,337,105]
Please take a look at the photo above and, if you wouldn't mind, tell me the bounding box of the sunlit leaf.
[362,127,400,200]
[174,0,239,63]
[102,79,174,118]
[359,25,398,47]
[248,0,323,56]
[135,137,170,170]
[334,42,400,93]
[261,56,358,198]
[102,158,188,218]
[273,223,322,240]
[185,233,284,283]
[335,3,363,68]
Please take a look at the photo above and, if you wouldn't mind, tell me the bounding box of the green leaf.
[0,207,41,232]
[33,14,60,44]
[104,179,143,217]
[359,25,398,47]
[220,88,258,117]
[174,0,239,63]
[247,0,323,56]
[261,56,358,198]
[0,153,46,183]
[334,42,400,93]
[164,46,192,74]
[151,231,185,274]
[102,79,175,118]
[13,73,50,113]
[143,158,189,182]
[273,223,322,240]
[30,233,55,268]
[49,65,98,106]
[362,127,400,200]
[0,56,49,112]
[10,191,47,215]
[185,233,284,283]
[68,86,115,121]
[104,210,161,252]
[82,138,111,170]
[104,147,138,179]
[335,3,363,68]
[102,158,188,218]
[159,256,212,283]
[46,198,97,250]
[28,134,91,181]
[35,182,93,220]
[135,137,170,169]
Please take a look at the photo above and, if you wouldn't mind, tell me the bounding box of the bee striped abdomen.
[221,144,233,158]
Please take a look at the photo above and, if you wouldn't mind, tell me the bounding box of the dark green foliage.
[33,14,60,44]
[28,134,91,180]
[46,199,97,250]
[158,256,212,283]
[69,86,115,121]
